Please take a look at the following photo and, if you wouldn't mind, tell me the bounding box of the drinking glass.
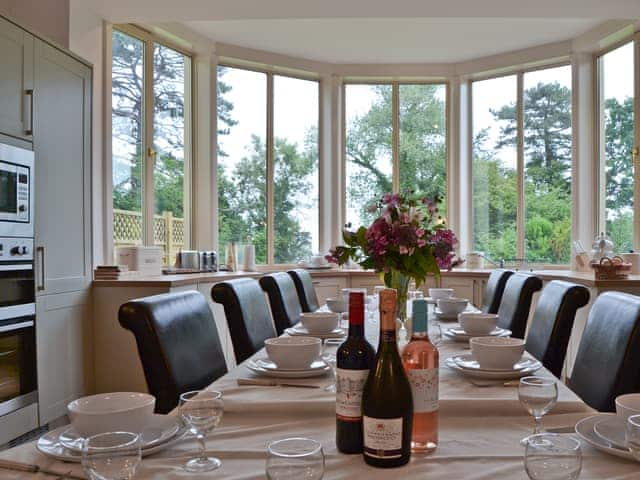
[179,390,224,472]
[626,414,640,460]
[81,431,141,480]
[519,376,558,442]
[266,437,325,480]
[524,434,582,480]
[323,352,337,392]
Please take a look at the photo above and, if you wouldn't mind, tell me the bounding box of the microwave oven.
[0,143,34,238]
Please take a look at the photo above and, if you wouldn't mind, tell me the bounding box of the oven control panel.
[0,237,33,262]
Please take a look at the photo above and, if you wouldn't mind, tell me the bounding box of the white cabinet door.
[440,277,475,303]
[36,290,92,424]
[33,40,92,295]
[312,275,349,306]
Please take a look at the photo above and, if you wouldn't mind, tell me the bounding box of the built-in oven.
[0,143,34,238]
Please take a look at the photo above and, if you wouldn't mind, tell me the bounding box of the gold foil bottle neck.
[379,288,397,331]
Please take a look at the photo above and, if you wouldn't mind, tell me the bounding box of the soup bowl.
[470,336,525,370]
[265,336,322,369]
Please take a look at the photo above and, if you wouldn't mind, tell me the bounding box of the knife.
[237,378,320,389]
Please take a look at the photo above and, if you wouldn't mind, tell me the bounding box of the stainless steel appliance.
[0,144,34,238]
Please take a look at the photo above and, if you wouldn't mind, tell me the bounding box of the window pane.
[523,66,572,264]
[273,76,319,264]
[345,84,393,227]
[472,75,518,262]
[399,84,447,210]
[153,44,190,264]
[601,43,635,252]
[112,30,144,250]
[216,67,268,264]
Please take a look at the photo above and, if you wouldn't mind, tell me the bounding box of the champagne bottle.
[336,291,375,454]
[362,288,413,468]
[402,299,439,453]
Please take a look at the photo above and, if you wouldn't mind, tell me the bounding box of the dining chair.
[259,272,303,335]
[568,291,640,412]
[524,280,590,378]
[496,272,543,339]
[481,269,514,313]
[118,291,228,414]
[211,278,277,364]
[287,269,320,312]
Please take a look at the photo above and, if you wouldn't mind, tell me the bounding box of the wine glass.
[323,352,337,392]
[524,433,582,480]
[519,376,558,443]
[626,414,640,460]
[179,390,224,472]
[266,437,325,480]
[81,431,141,480]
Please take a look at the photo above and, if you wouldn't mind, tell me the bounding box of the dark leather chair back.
[525,281,590,377]
[496,272,543,339]
[211,278,277,364]
[482,269,514,314]
[569,291,640,412]
[118,291,227,414]
[260,272,303,335]
[287,269,319,312]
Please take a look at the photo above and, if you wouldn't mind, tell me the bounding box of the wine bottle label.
[336,368,369,422]
[363,416,403,459]
[408,368,439,413]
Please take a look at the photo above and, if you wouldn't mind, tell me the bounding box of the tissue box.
[116,246,163,275]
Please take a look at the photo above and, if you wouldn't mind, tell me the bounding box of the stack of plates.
[575,414,635,461]
[285,325,346,339]
[443,327,511,342]
[445,354,542,380]
[37,415,187,462]
[247,357,331,378]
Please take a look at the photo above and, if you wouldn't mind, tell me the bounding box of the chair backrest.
[259,272,303,335]
[482,269,514,314]
[496,272,543,338]
[287,269,320,312]
[211,278,277,364]
[569,291,640,412]
[525,280,590,377]
[118,291,227,414]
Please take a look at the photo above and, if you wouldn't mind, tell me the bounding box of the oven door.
[0,264,35,321]
[0,316,37,416]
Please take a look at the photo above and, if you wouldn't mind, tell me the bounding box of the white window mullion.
[143,38,155,247]
[634,32,640,250]
[266,73,275,264]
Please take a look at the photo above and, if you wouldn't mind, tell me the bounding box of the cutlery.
[469,379,519,388]
[0,459,85,479]
[237,378,320,389]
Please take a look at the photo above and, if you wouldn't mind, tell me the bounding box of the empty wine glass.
[81,431,141,480]
[323,352,337,392]
[519,376,558,443]
[626,414,640,460]
[266,437,324,480]
[524,434,582,480]
[179,390,224,472]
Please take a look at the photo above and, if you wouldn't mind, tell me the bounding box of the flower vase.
[384,269,411,336]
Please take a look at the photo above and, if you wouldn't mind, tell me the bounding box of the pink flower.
[399,245,409,255]
[416,228,425,238]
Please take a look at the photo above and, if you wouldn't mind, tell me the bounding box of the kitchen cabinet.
[312,275,349,306]
[0,16,33,141]
[440,277,475,304]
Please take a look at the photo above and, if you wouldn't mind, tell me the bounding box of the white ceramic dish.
[253,357,328,372]
[458,312,499,335]
[67,392,155,437]
[451,354,540,373]
[445,357,540,380]
[437,297,468,316]
[325,297,347,314]
[470,336,525,370]
[300,312,340,334]
[443,327,511,342]
[593,415,627,450]
[616,393,640,422]
[265,336,321,369]
[575,414,635,461]
[428,288,454,300]
[246,361,330,379]
[286,325,346,340]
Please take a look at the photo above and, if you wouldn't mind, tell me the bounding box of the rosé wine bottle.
[402,298,439,453]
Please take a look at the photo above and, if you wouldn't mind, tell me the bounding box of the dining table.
[2,306,640,479]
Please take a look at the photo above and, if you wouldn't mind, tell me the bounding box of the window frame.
[216,62,322,265]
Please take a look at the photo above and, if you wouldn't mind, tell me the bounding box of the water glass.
[266,437,324,480]
[323,352,337,393]
[524,434,582,480]
[626,414,640,460]
[81,431,141,480]
[179,390,224,472]
[519,376,558,441]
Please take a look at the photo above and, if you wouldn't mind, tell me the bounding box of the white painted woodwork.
[313,275,348,305]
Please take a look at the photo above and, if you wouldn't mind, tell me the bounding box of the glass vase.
[385,269,411,328]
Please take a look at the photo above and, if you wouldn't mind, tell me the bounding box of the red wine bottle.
[336,291,375,454]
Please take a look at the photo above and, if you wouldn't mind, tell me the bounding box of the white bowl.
[300,312,339,334]
[265,336,321,369]
[458,313,499,336]
[437,297,468,316]
[68,392,155,437]
[470,337,525,370]
[615,394,640,421]
[429,288,454,300]
[325,297,347,314]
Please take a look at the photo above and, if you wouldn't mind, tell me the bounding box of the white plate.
[444,327,511,342]
[252,357,328,372]
[58,414,181,452]
[246,361,331,379]
[286,326,346,339]
[300,262,333,270]
[445,357,541,380]
[594,415,628,450]
[451,353,539,373]
[37,421,188,462]
[435,307,475,321]
[575,414,635,461]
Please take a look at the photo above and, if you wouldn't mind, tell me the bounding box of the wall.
[0,0,69,47]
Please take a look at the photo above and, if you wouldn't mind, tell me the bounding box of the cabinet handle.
[25,89,34,136]
[36,246,45,291]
